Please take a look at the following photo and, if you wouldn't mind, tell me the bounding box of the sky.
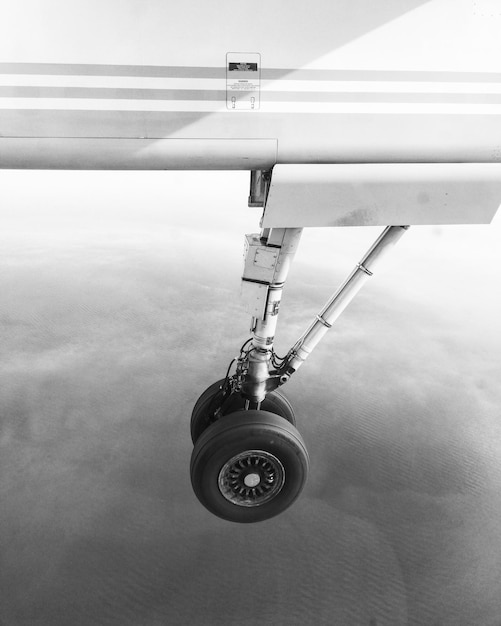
[1,170,501,625]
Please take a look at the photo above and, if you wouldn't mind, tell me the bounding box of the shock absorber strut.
[239,227,303,403]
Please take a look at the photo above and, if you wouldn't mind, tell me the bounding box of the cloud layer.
[1,171,501,625]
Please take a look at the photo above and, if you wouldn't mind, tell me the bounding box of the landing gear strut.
[190,201,408,521]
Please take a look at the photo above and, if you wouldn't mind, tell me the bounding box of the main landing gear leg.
[190,224,409,523]
[190,227,308,523]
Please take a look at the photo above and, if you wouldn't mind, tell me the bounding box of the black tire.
[190,379,296,443]
[190,410,309,523]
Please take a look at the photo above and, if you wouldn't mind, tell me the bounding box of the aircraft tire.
[190,379,296,443]
[190,410,309,523]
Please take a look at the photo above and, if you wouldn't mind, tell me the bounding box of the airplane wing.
[0,3,500,168]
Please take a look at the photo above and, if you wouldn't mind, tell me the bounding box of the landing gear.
[188,197,408,522]
[190,410,309,523]
[190,378,296,443]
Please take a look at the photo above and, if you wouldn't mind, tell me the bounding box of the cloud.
[2,171,501,625]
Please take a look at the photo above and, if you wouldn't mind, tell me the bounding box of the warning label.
[228,62,258,72]
[226,53,260,110]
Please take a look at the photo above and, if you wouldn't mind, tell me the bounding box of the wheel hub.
[218,450,285,507]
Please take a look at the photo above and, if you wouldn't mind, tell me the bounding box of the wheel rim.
[217,449,285,507]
